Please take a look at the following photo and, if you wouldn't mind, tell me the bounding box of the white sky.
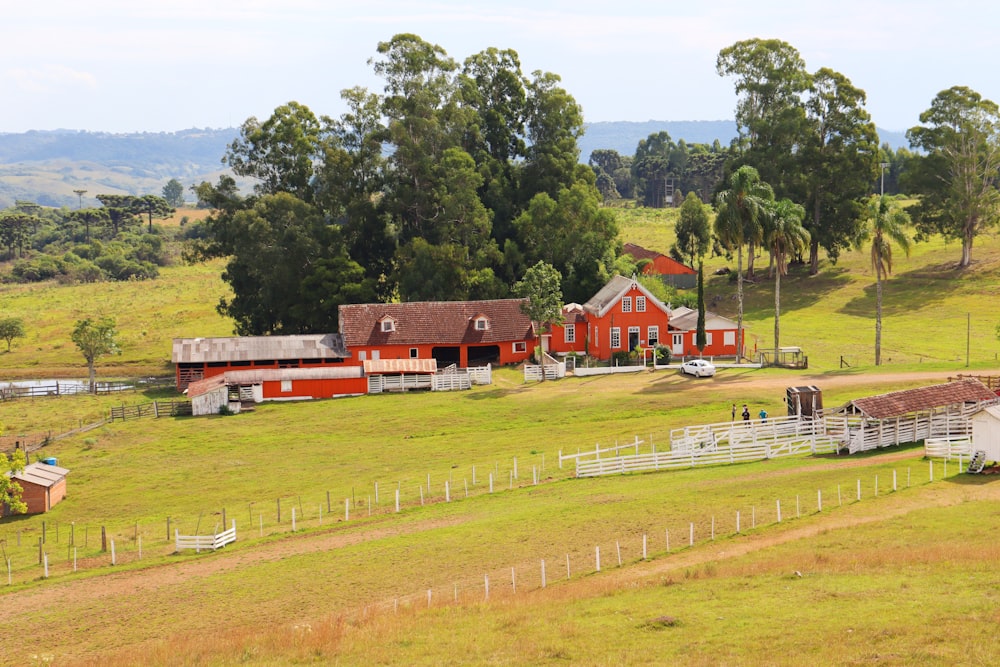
[2,0,996,134]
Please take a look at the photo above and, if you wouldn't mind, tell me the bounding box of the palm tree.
[763,198,809,361]
[714,165,774,360]
[856,195,911,366]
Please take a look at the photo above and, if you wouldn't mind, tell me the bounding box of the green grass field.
[1,205,999,665]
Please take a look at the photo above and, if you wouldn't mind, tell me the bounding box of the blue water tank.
[41,457,57,466]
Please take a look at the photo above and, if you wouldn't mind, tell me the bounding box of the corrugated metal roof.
[172,334,348,363]
[13,462,69,488]
[842,379,998,419]
[186,367,363,398]
[339,299,535,347]
[668,306,736,332]
[581,275,670,319]
[364,358,438,374]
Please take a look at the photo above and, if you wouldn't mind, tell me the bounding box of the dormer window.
[379,316,396,333]
[473,316,490,331]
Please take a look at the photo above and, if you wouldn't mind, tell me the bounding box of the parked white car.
[680,359,716,377]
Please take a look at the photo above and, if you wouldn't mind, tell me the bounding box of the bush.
[611,350,632,366]
[654,345,672,365]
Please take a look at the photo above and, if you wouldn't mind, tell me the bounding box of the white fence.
[369,366,491,394]
[524,362,566,382]
[175,520,236,552]
[575,416,837,478]
[827,405,982,454]
[924,437,973,460]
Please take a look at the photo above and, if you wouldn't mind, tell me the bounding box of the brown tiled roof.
[845,379,998,419]
[339,299,535,347]
[623,242,661,262]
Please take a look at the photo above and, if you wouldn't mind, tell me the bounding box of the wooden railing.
[109,400,192,422]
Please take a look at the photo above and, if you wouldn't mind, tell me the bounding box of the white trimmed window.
[611,327,621,349]
[636,296,646,312]
[565,325,576,344]
[514,341,527,353]
[474,316,490,331]
[380,318,396,332]
[724,331,735,346]
[410,348,418,358]
[358,351,367,361]
[706,332,713,346]
[622,297,632,313]
[647,325,659,347]
[280,380,292,393]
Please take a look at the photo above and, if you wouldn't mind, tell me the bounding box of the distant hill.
[0,128,238,209]
[0,123,911,208]
[579,120,909,162]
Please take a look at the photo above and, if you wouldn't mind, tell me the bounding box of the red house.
[623,243,696,288]
[338,299,536,368]
[666,306,742,358]
[549,275,669,361]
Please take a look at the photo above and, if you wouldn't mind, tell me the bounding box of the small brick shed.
[10,462,69,514]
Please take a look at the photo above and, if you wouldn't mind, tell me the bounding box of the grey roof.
[12,462,69,488]
[668,306,736,332]
[172,334,348,363]
[581,275,670,319]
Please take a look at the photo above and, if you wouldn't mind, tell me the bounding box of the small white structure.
[971,405,1000,462]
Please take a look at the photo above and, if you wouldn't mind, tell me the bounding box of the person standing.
[758,408,768,423]
[731,404,737,421]
[741,404,750,421]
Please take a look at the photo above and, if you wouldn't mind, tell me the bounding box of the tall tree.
[716,38,810,197]
[906,86,1000,268]
[514,260,563,377]
[672,191,711,266]
[95,194,141,237]
[763,198,809,358]
[132,195,174,233]
[855,195,912,366]
[696,261,707,355]
[71,316,121,393]
[162,178,185,207]
[224,101,325,202]
[800,68,880,274]
[714,165,774,360]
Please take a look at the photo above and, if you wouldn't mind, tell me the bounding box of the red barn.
[338,299,535,368]
[623,243,696,288]
[172,334,350,391]
[549,275,669,361]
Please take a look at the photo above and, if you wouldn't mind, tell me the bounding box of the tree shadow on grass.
[840,261,971,318]
[713,266,853,321]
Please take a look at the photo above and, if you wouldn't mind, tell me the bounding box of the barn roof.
[338,299,534,347]
[172,334,348,364]
[582,275,670,319]
[12,462,69,488]
[186,367,363,398]
[839,379,998,419]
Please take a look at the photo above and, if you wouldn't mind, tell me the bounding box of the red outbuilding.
[623,243,697,288]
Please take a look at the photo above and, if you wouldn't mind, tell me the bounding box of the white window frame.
[280,380,293,393]
[380,318,395,332]
[706,332,713,346]
[636,296,646,312]
[565,325,576,344]
[611,327,621,349]
[647,325,659,347]
[475,317,489,331]
[621,297,632,313]
[724,331,736,346]
[409,348,418,358]
[513,341,527,353]
[358,351,367,361]
[628,326,640,349]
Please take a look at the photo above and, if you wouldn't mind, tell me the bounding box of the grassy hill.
[0,205,999,664]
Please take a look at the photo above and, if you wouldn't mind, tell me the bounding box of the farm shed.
[970,405,1000,462]
[622,243,697,288]
[829,379,999,454]
[339,299,535,369]
[8,462,69,514]
[172,334,350,391]
[186,367,366,416]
